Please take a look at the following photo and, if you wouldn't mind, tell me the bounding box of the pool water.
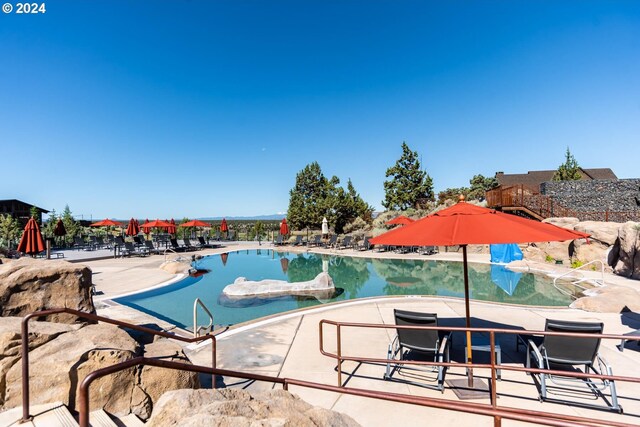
[114,249,575,330]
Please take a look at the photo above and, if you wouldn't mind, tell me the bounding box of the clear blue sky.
[1,0,639,220]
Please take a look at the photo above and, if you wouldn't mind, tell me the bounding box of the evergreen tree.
[383,142,434,210]
[0,214,21,249]
[287,162,332,230]
[553,148,582,181]
[61,205,80,243]
[42,209,57,238]
[467,174,498,201]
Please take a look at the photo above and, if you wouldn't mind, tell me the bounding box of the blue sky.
[1,0,639,220]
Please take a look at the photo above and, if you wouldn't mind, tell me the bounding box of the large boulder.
[574,221,622,246]
[0,317,81,407]
[146,389,361,427]
[0,258,94,323]
[612,222,640,280]
[571,285,640,313]
[542,217,580,229]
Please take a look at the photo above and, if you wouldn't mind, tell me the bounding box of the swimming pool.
[114,249,576,330]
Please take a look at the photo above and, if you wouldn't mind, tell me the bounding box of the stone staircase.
[0,402,145,427]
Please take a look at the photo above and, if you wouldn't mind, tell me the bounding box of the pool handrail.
[193,297,214,338]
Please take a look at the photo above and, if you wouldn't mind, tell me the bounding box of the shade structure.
[125,218,140,236]
[220,218,228,233]
[142,219,150,234]
[385,215,414,226]
[168,218,177,235]
[140,219,173,230]
[90,219,122,227]
[280,218,289,236]
[53,219,66,237]
[17,217,45,256]
[370,200,590,387]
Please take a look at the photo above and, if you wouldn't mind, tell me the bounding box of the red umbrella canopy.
[371,202,589,247]
[220,218,228,232]
[142,219,150,234]
[280,218,289,235]
[180,219,211,228]
[125,218,140,236]
[168,218,177,235]
[90,219,122,227]
[385,215,415,226]
[18,217,46,255]
[53,219,67,236]
[140,219,173,230]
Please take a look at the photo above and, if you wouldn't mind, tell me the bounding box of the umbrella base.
[446,378,491,400]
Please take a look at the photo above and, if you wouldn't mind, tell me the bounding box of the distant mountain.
[200,214,286,221]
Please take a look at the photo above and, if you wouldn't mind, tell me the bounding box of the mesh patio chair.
[384,309,451,392]
[526,319,621,412]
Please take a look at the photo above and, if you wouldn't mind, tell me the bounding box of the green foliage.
[41,209,57,238]
[571,259,584,269]
[30,206,40,224]
[0,214,21,249]
[343,217,370,235]
[383,142,434,210]
[287,162,373,234]
[437,187,469,204]
[61,205,81,243]
[468,174,498,201]
[545,255,555,263]
[553,147,582,181]
[248,220,265,240]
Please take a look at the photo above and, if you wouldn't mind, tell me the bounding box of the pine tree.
[553,148,582,181]
[383,142,434,210]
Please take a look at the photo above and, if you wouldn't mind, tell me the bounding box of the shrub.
[571,260,584,269]
[545,255,554,263]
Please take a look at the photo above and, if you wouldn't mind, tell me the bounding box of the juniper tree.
[383,142,434,210]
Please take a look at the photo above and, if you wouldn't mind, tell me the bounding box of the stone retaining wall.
[540,179,640,221]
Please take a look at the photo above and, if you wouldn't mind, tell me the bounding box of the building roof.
[495,168,617,188]
[0,199,50,213]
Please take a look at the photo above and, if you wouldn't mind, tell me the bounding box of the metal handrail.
[20,308,217,423]
[193,297,214,338]
[553,259,606,289]
[77,356,636,427]
[163,247,178,262]
[319,319,640,425]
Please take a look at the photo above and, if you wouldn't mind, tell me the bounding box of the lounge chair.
[293,235,304,246]
[123,242,149,257]
[384,309,451,392]
[197,236,219,248]
[524,319,621,412]
[420,246,438,255]
[338,235,352,249]
[169,238,187,252]
[324,235,337,248]
[227,230,235,241]
[183,238,199,250]
[73,236,89,251]
[354,236,372,251]
[309,235,322,247]
[274,235,284,246]
[144,240,160,255]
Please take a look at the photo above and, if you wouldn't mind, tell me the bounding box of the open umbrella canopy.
[125,218,140,236]
[90,219,122,227]
[180,219,211,228]
[370,200,590,387]
[140,219,173,230]
[280,218,289,235]
[371,202,589,247]
[53,219,67,237]
[385,215,414,226]
[18,217,45,255]
[220,218,228,232]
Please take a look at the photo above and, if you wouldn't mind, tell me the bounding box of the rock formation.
[146,388,361,427]
[222,272,335,300]
[611,222,640,280]
[0,318,200,420]
[0,258,94,322]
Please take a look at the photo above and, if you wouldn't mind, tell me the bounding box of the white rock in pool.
[222,272,334,298]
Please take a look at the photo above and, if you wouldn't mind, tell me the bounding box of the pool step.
[0,404,146,427]
[89,409,118,427]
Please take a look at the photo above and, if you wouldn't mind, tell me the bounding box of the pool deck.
[62,243,640,425]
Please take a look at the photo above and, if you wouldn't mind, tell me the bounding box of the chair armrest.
[528,339,544,369]
[596,353,614,376]
[438,333,451,362]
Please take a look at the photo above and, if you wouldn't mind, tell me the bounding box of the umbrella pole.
[463,244,474,387]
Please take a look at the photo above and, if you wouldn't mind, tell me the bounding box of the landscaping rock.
[146,388,361,427]
[0,258,94,323]
[542,217,580,230]
[160,259,191,275]
[574,221,622,246]
[612,221,640,280]
[571,285,640,313]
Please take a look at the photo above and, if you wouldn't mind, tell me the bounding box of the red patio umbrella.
[220,218,228,233]
[280,218,289,236]
[370,199,590,388]
[140,219,173,230]
[142,219,150,235]
[385,215,414,226]
[17,217,46,256]
[90,219,122,227]
[180,219,211,228]
[168,218,177,235]
[125,218,140,236]
[53,219,66,237]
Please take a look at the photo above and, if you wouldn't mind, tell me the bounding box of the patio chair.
[227,230,235,241]
[354,236,372,251]
[73,236,88,251]
[309,235,322,247]
[183,238,199,250]
[525,319,621,412]
[123,241,149,257]
[197,236,218,248]
[274,235,284,246]
[169,238,187,252]
[293,235,304,246]
[339,235,352,249]
[324,235,337,248]
[384,309,451,392]
[144,240,160,255]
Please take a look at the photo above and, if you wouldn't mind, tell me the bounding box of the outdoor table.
[466,335,502,380]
